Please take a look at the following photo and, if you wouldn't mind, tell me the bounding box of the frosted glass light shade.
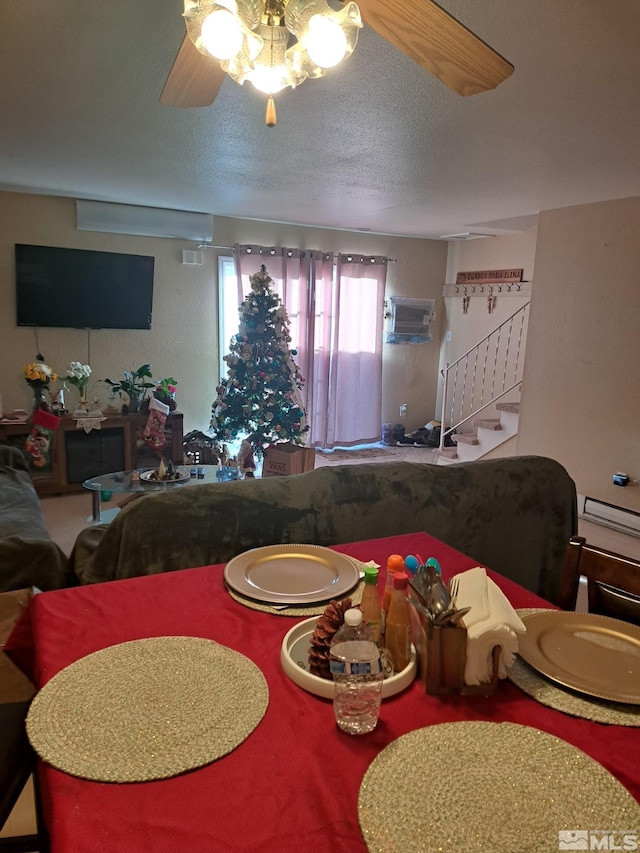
[201,9,243,59]
[245,25,303,94]
[305,15,347,68]
[285,0,362,67]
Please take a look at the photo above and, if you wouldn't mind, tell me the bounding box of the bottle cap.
[344,608,363,627]
[387,554,405,573]
[393,571,409,590]
[363,566,379,584]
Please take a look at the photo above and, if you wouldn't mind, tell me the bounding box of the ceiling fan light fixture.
[167,1,514,113]
[182,0,362,120]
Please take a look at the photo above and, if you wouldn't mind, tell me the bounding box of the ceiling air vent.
[440,232,495,241]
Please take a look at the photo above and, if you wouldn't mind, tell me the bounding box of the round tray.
[281,616,417,699]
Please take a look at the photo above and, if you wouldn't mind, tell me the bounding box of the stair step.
[473,418,502,430]
[434,448,458,460]
[452,433,479,445]
[496,402,520,414]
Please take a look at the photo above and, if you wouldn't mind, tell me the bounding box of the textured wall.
[0,192,447,435]
[517,197,640,520]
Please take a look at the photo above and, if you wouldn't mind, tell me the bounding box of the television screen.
[15,244,154,329]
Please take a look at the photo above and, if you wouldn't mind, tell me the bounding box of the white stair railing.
[439,302,530,450]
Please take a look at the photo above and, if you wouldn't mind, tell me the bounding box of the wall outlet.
[445,330,452,342]
[400,403,407,419]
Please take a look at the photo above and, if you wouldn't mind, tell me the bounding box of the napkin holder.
[408,587,500,696]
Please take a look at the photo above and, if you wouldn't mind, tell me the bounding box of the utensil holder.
[408,587,500,696]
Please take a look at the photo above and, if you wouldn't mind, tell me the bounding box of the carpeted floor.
[315,447,396,461]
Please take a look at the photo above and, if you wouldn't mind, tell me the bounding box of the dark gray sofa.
[71,455,577,605]
[0,446,72,593]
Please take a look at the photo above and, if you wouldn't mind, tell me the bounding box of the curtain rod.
[197,243,397,263]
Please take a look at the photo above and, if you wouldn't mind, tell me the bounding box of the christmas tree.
[210,265,309,455]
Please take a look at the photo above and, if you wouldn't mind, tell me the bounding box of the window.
[218,256,240,381]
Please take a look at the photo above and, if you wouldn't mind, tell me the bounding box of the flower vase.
[127,395,142,414]
[31,385,47,416]
[75,389,89,413]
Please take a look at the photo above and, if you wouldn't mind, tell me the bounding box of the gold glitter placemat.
[510,608,640,726]
[26,636,269,783]
[227,557,366,616]
[359,721,640,853]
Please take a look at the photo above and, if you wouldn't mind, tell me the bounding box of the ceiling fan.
[160,0,513,117]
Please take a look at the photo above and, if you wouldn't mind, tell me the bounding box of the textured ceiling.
[1,1,639,239]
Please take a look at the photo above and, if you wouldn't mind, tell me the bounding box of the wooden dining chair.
[0,588,48,852]
[0,701,46,853]
[559,535,640,625]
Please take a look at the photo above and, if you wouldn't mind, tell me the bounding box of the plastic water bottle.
[330,608,384,735]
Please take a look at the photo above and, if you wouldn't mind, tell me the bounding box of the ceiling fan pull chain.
[266,96,277,126]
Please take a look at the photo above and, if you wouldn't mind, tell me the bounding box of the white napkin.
[454,566,526,685]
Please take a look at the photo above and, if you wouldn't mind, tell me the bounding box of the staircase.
[435,401,520,464]
[436,302,529,465]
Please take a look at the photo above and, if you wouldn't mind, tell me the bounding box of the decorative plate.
[140,468,190,484]
[518,610,640,704]
[224,544,360,605]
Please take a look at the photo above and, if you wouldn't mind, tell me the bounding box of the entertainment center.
[0,412,183,497]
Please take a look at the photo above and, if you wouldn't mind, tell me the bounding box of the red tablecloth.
[6,532,640,853]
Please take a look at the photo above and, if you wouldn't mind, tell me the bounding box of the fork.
[448,576,459,610]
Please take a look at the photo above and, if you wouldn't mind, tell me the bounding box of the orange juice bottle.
[360,566,382,646]
[385,571,412,673]
[381,554,405,643]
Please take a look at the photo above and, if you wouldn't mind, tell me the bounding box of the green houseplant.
[104,364,155,413]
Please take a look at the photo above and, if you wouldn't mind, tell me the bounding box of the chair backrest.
[559,535,640,625]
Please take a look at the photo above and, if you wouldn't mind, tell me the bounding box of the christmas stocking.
[24,408,60,468]
[143,397,169,449]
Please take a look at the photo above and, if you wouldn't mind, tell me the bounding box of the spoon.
[434,606,471,626]
[427,567,451,616]
[407,595,434,623]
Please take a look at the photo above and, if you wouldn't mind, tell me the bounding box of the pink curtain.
[233,245,387,448]
[315,254,387,448]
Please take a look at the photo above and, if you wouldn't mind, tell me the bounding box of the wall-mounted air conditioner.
[386,297,435,343]
[76,200,214,241]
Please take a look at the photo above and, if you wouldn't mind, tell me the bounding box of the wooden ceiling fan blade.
[160,34,226,108]
[358,0,513,96]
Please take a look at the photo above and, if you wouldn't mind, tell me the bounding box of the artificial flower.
[66,361,92,388]
[24,360,57,387]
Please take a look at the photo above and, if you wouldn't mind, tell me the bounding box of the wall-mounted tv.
[15,244,154,330]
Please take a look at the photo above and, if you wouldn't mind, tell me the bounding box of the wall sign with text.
[456,269,524,285]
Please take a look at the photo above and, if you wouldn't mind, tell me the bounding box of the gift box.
[0,588,35,702]
[262,443,315,477]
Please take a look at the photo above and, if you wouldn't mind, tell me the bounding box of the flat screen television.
[15,244,154,329]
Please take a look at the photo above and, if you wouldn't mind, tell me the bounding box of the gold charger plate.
[518,610,640,704]
[359,722,640,853]
[224,544,360,605]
